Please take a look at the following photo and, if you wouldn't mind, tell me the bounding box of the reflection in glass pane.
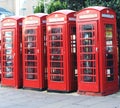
[83,54,92,60]
[83,69,93,74]
[51,76,63,81]
[26,55,37,60]
[26,62,37,66]
[107,60,113,66]
[25,42,36,48]
[4,38,12,42]
[25,36,36,41]
[5,61,13,66]
[106,24,112,31]
[5,31,13,36]
[51,35,61,40]
[51,28,62,33]
[25,49,35,54]
[106,40,112,45]
[3,55,13,60]
[51,69,61,74]
[4,67,13,78]
[50,55,62,60]
[26,68,37,79]
[4,43,13,48]
[107,75,114,81]
[4,49,12,54]
[83,61,95,67]
[5,67,13,72]
[26,68,36,73]
[5,72,13,78]
[51,41,62,47]
[83,76,93,82]
[25,29,36,34]
[83,32,92,38]
[83,39,92,45]
[51,62,63,67]
[50,48,61,54]
[27,74,36,79]
[106,53,113,59]
[106,46,113,52]
[82,24,93,30]
[106,68,114,81]
[83,47,92,52]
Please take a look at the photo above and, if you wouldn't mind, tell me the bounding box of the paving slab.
[0,87,120,108]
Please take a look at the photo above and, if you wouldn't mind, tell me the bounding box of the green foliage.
[34,0,120,29]
[34,1,44,13]
[47,0,67,14]
[60,0,84,10]
[67,0,84,10]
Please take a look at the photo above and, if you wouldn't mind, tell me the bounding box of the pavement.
[0,87,120,108]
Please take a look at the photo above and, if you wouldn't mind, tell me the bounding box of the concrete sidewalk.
[0,87,120,108]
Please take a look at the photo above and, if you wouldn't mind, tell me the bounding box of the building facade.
[0,0,39,16]
[0,0,15,14]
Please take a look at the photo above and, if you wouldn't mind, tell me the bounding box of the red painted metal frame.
[22,13,47,90]
[76,6,119,95]
[1,17,23,88]
[47,10,77,92]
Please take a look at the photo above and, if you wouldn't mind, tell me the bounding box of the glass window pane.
[51,28,62,33]
[4,49,12,54]
[83,76,93,82]
[3,61,13,66]
[25,29,36,34]
[25,36,36,41]
[50,48,61,54]
[25,42,36,47]
[50,35,62,40]
[50,41,63,47]
[4,43,13,48]
[5,31,13,36]
[83,32,92,38]
[25,49,35,54]
[3,55,13,60]
[4,37,12,42]
[82,24,94,30]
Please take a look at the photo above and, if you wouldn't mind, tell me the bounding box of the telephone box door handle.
[13,53,15,58]
[96,47,98,52]
[37,49,39,53]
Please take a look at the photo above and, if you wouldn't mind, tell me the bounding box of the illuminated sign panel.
[79,14,97,19]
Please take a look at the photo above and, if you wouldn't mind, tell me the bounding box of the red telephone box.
[22,13,47,90]
[47,10,77,92]
[0,29,1,81]
[76,6,119,95]
[0,34,1,81]
[1,16,23,88]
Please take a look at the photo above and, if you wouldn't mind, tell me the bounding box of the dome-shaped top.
[52,9,75,15]
[0,7,14,16]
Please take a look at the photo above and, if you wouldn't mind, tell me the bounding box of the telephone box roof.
[52,9,75,15]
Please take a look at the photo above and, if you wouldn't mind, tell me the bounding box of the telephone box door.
[23,27,40,87]
[48,25,66,90]
[77,21,99,92]
[1,29,15,84]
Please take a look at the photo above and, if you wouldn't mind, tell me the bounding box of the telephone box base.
[1,85,22,89]
[23,87,47,91]
[47,89,76,93]
[77,89,119,96]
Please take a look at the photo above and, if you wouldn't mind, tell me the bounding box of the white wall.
[0,0,39,16]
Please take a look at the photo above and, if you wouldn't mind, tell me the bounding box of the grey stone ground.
[0,87,120,108]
